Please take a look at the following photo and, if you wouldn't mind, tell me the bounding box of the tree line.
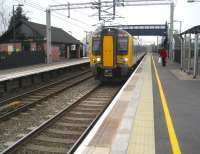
[0,1,28,35]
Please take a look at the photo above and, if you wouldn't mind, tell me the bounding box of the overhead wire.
[52,13,90,30]
[49,0,102,29]
[50,0,97,26]
[15,0,91,30]
[53,11,92,27]
[50,0,97,21]
[15,0,136,30]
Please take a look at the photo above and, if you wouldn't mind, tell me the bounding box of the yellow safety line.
[152,57,181,154]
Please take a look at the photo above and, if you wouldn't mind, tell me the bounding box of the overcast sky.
[3,0,200,43]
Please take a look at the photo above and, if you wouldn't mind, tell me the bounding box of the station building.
[0,19,82,69]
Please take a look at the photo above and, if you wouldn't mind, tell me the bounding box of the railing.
[0,51,45,70]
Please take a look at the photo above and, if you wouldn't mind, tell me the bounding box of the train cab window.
[117,37,128,54]
[93,38,101,54]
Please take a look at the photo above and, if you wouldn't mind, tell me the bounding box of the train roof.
[93,27,130,36]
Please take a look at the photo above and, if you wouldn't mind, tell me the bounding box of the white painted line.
[75,58,145,154]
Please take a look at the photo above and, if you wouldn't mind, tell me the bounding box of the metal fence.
[0,51,45,70]
[174,34,181,63]
[181,34,200,77]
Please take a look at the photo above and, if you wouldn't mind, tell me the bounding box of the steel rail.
[0,69,90,107]
[1,85,121,154]
[0,70,93,121]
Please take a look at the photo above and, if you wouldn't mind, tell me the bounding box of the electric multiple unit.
[90,27,145,81]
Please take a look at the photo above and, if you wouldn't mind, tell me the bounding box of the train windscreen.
[92,38,101,54]
[117,37,128,54]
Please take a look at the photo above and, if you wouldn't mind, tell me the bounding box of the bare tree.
[0,0,9,35]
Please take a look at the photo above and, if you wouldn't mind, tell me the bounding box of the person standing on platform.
[159,47,168,66]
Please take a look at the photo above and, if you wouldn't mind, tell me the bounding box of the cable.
[52,13,90,30]
[53,11,92,27]
[15,0,91,30]
[49,0,97,26]
[16,0,45,11]
[27,0,94,28]
[50,0,97,21]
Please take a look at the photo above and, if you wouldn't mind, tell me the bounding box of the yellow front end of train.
[90,28,137,81]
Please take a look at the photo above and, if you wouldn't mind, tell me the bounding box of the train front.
[90,28,133,81]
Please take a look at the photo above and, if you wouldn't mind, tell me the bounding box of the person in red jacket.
[159,47,168,66]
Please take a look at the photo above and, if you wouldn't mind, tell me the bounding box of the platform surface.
[75,53,200,154]
[0,58,89,82]
[153,55,200,154]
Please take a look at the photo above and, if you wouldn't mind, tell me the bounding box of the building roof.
[181,25,200,35]
[0,19,80,44]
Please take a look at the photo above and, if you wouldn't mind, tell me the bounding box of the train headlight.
[97,57,101,62]
[124,58,128,62]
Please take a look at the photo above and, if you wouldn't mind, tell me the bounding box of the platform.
[75,53,200,154]
[0,58,89,82]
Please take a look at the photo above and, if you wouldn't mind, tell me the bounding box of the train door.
[102,35,114,67]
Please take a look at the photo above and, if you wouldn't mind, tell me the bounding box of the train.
[90,27,145,81]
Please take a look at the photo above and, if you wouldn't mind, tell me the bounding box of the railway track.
[0,69,93,121]
[1,84,121,154]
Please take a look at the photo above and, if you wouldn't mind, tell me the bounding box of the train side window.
[118,37,128,54]
[93,38,100,54]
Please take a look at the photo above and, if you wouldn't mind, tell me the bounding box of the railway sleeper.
[73,107,101,112]
[68,111,97,116]
[62,117,92,123]
[28,139,72,149]
[83,99,109,103]
[20,144,68,154]
[79,103,105,107]
[51,124,86,131]
[45,129,81,139]
[56,122,88,128]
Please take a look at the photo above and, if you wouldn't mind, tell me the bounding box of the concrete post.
[98,0,101,20]
[169,2,174,61]
[67,46,70,59]
[180,37,183,70]
[183,34,186,71]
[193,34,199,78]
[46,9,52,64]
[179,21,182,34]
[84,31,88,57]
[157,36,159,53]
[187,33,191,73]
[77,45,81,58]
